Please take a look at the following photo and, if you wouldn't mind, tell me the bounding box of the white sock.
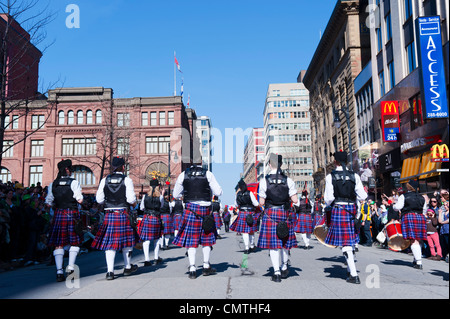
[343,246,357,277]
[165,236,170,247]
[203,246,211,268]
[154,239,161,259]
[411,243,422,264]
[188,247,196,271]
[301,233,310,246]
[143,241,151,261]
[160,236,164,247]
[122,247,133,269]
[242,233,250,250]
[280,248,289,270]
[249,234,255,248]
[174,230,178,237]
[67,246,80,271]
[269,249,281,275]
[53,249,64,274]
[105,250,116,273]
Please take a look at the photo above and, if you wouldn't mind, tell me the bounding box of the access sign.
[381,101,400,142]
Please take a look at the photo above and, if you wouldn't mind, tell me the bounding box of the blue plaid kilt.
[173,213,183,230]
[213,211,223,229]
[401,213,427,241]
[230,210,256,234]
[47,209,82,247]
[137,214,162,241]
[293,213,314,234]
[160,214,174,234]
[257,207,297,250]
[313,213,323,227]
[325,204,358,247]
[172,203,216,248]
[92,209,138,251]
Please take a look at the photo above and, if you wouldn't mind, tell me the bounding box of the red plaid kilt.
[92,209,138,251]
[313,213,323,227]
[257,207,297,249]
[47,209,82,247]
[172,203,216,248]
[213,211,223,229]
[160,214,174,234]
[137,214,162,241]
[325,204,358,247]
[401,213,427,241]
[173,213,183,231]
[230,210,256,234]
[293,213,313,234]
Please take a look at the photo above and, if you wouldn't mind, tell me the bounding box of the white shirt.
[258,170,298,205]
[173,170,223,206]
[393,193,427,214]
[45,176,83,206]
[324,166,367,206]
[96,172,137,209]
[234,191,259,207]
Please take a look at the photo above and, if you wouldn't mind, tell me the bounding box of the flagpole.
[174,51,176,96]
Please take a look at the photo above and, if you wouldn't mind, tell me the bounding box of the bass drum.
[385,220,410,252]
[313,210,336,248]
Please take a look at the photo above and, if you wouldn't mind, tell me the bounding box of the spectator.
[360,200,373,247]
[438,198,449,263]
[425,208,442,261]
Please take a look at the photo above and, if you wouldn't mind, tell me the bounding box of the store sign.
[401,135,441,153]
[416,16,449,119]
[431,144,449,162]
[379,148,401,172]
[381,101,400,142]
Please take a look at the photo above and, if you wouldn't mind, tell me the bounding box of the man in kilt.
[293,190,314,249]
[92,157,138,280]
[393,180,427,269]
[231,179,260,254]
[171,196,184,237]
[324,151,367,284]
[45,159,84,282]
[258,154,299,283]
[172,164,223,279]
[159,194,174,251]
[211,196,223,239]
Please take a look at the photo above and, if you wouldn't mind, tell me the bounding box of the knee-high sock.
[301,233,310,246]
[68,246,80,270]
[105,250,116,273]
[249,234,255,248]
[153,239,160,259]
[53,249,65,274]
[164,236,170,247]
[174,230,178,237]
[242,233,250,249]
[280,248,289,270]
[411,242,422,264]
[203,246,211,268]
[269,249,281,275]
[122,247,133,269]
[143,240,151,261]
[342,246,357,277]
[188,247,196,271]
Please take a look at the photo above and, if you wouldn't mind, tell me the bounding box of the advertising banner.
[381,101,400,142]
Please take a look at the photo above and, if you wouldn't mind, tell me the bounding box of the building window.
[117,138,130,155]
[379,70,385,96]
[158,136,170,153]
[376,27,383,52]
[272,90,280,97]
[141,112,148,126]
[117,113,130,127]
[0,167,12,182]
[146,137,158,154]
[29,166,43,186]
[159,112,166,126]
[2,141,13,158]
[404,0,412,21]
[62,138,97,156]
[3,116,10,129]
[58,111,65,125]
[72,165,96,186]
[86,110,93,124]
[406,41,416,74]
[31,115,45,130]
[96,110,102,124]
[77,110,84,124]
[385,12,392,42]
[31,140,44,157]
[409,94,423,129]
[168,111,174,125]
[388,61,395,90]
[68,111,74,125]
[150,112,157,126]
[12,115,19,129]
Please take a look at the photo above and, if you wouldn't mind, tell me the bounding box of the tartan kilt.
[257,207,297,250]
[160,214,174,234]
[213,211,223,229]
[172,203,216,248]
[325,204,358,247]
[137,214,162,241]
[47,209,82,247]
[173,213,183,231]
[230,210,256,234]
[313,213,323,227]
[293,213,314,234]
[401,213,427,241]
[92,209,138,251]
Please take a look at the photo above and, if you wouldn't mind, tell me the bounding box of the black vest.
[402,192,425,213]
[298,198,312,214]
[236,190,253,208]
[313,201,322,213]
[104,173,128,209]
[53,177,78,210]
[183,166,212,202]
[173,199,184,214]
[160,200,170,214]
[265,173,290,207]
[144,195,161,213]
[211,201,221,213]
[331,170,356,202]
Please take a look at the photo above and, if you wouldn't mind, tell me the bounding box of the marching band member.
[258,154,299,282]
[138,179,164,266]
[172,164,223,279]
[393,180,428,269]
[92,157,138,280]
[293,190,313,249]
[324,151,367,284]
[45,159,84,282]
[231,179,260,254]
[159,194,173,250]
[211,196,223,238]
[171,196,184,237]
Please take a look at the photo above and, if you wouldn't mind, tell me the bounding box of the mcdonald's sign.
[431,144,450,162]
[381,101,400,142]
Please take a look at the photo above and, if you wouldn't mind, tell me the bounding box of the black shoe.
[271,274,281,283]
[346,275,361,284]
[202,266,217,276]
[281,268,289,279]
[56,273,65,282]
[153,257,163,265]
[143,261,152,267]
[413,263,423,270]
[123,264,138,276]
[106,272,115,280]
[188,271,197,279]
[244,249,249,254]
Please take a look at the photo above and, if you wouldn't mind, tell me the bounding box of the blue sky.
[34,0,336,205]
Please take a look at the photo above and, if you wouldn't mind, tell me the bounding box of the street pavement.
[0,230,448,300]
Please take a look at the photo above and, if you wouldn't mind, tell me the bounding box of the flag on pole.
[181,78,184,96]
[174,53,182,73]
[187,94,190,108]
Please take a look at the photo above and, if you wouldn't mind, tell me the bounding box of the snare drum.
[134,217,144,250]
[385,220,410,251]
[313,215,336,248]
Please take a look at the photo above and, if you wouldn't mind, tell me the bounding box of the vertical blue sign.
[416,16,448,119]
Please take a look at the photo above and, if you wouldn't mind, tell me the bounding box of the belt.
[239,207,255,211]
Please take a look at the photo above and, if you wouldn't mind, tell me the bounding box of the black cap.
[150,178,160,187]
[333,150,348,164]
[112,157,125,168]
[57,159,72,171]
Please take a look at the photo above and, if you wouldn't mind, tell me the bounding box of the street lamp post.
[167,142,178,197]
[333,93,353,170]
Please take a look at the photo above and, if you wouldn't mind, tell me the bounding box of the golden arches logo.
[431,144,449,162]
[383,102,398,114]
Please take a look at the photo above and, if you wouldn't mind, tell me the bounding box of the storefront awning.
[399,152,448,183]
[399,155,421,183]
[419,151,442,180]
